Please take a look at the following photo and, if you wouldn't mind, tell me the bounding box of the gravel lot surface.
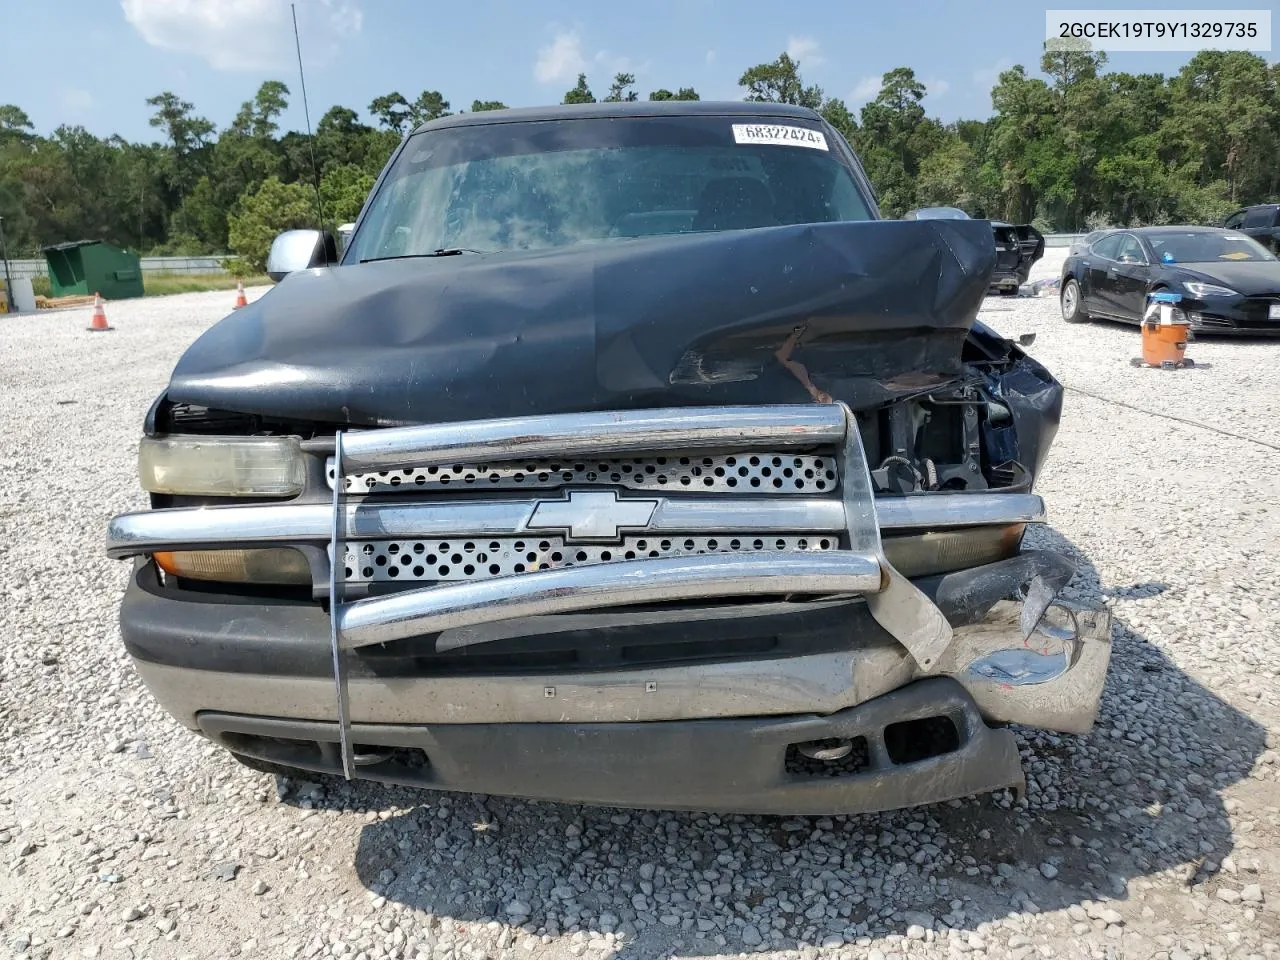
[2,264,1279,960]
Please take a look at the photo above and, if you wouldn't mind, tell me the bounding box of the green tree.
[227,176,317,271]
[470,100,508,111]
[146,92,215,152]
[1162,51,1278,204]
[738,53,823,108]
[369,92,411,133]
[108,138,169,250]
[562,74,596,104]
[915,135,1001,215]
[170,176,227,251]
[320,164,376,224]
[820,98,858,143]
[854,69,946,216]
[604,73,638,103]
[183,81,295,250]
[986,65,1060,223]
[315,106,371,172]
[227,80,290,139]
[1036,49,1110,228]
[145,91,215,199]
[0,105,35,144]
[408,90,451,127]
[648,87,700,101]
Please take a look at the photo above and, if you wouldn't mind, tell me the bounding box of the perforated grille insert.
[327,453,838,495]
[340,534,838,582]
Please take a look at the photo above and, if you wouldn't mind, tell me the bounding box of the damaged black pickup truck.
[107,102,1110,815]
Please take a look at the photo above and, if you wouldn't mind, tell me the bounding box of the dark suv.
[1224,204,1280,254]
[106,102,1109,815]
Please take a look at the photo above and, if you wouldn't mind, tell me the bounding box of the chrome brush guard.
[325,403,954,778]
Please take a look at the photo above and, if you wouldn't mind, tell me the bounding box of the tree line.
[0,48,1275,269]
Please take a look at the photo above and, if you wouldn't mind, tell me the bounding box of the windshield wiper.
[360,248,487,263]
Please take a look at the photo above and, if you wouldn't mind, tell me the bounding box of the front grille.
[341,534,839,582]
[329,446,846,588]
[1242,297,1280,326]
[327,451,839,495]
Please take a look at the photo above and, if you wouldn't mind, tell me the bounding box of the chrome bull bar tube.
[337,553,884,649]
[329,431,355,779]
[840,405,952,673]
[104,492,1047,558]
[337,405,848,473]
[324,403,954,780]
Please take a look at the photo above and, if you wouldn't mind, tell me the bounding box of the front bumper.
[196,678,1027,816]
[1186,294,1280,334]
[121,550,1111,816]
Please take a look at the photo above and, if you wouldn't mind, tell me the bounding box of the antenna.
[291,3,326,230]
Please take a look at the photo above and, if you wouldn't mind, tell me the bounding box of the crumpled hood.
[169,219,997,426]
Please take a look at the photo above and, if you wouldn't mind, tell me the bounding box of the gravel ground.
[2,266,1279,960]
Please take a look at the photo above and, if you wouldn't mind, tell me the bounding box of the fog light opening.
[797,737,855,761]
[785,737,871,778]
[883,716,961,765]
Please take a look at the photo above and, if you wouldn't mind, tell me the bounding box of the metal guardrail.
[3,255,231,280]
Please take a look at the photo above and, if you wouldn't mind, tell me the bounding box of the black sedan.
[1060,226,1280,334]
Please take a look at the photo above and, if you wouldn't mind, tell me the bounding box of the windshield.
[347,116,874,260]
[1147,231,1277,264]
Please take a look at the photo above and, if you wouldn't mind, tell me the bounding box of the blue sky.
[7,0,1276,141]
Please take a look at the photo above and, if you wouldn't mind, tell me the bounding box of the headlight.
[153,548,312,585]
[139,436,305,496]
[882,524,1024,578]
[1182,281,1238,298]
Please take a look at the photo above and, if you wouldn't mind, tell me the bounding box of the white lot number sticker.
[732,124,828,151]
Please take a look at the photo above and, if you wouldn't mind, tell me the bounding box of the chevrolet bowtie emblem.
[526,490,659,542]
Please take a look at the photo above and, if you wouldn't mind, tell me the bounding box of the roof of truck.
[410,100,824,135]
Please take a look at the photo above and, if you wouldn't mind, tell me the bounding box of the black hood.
[169,220,997,427]
[1175,261,1280,296]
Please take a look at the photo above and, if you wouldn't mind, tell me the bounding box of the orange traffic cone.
[233,280,248,310]
[87,292,114,332]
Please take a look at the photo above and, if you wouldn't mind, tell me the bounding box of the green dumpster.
[42,240,145,300]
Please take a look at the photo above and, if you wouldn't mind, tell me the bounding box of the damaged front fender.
[920,552,1112,734]
[940,596,1112,735]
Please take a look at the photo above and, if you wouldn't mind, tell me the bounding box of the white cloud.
[785,35,824,67]
[849,75,882,102]
[923,77,951,98]
[705,49,716,65]
[121,0,361,71]
[534,29,587,84]
[972,57,1014,92]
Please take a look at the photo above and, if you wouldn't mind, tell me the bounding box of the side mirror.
[266,229,338,282]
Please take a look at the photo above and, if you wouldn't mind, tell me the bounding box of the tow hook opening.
[217,730,430,777]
